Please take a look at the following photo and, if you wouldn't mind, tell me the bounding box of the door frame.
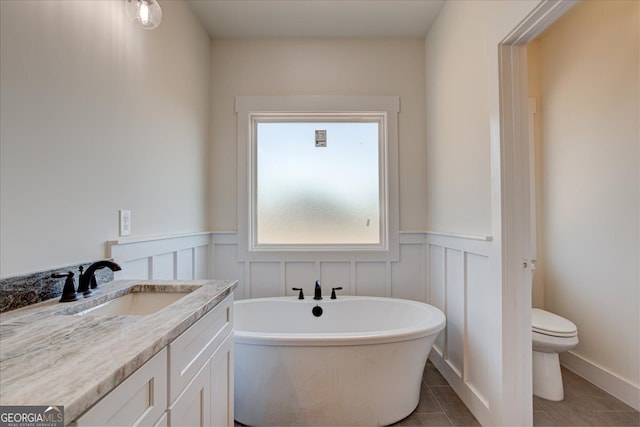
[493,0,576,425]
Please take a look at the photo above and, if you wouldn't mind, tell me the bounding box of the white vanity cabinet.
[168,295,234,426]
[72,294,234,427]
[209,334,234,427]
[72,348,168,427]
[168,333,233,427]
[169,359,212,426]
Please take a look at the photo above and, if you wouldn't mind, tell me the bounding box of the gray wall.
[0,0,211,277]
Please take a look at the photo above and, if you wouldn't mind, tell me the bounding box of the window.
[236,96,399,261]
[253,116,384,248]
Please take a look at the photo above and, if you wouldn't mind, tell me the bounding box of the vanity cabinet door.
[211,333,234,427]
[154,412,168,427]
[168,294,233,404]
[168,360,211,427]
[72,348,167,427]
[169,332,233,427]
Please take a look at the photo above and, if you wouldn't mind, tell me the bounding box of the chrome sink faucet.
[77,260,122,297]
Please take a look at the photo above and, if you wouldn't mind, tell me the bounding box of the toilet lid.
[532,308,578,337]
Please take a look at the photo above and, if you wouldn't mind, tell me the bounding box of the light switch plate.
[119,210,131,237]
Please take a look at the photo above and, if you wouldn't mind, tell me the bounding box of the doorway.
[524,0,640,415]
[495,0,576,425]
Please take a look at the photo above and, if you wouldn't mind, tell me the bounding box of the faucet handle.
[52,271,79,302]
[292,288,304,299]
[330,287,343,300]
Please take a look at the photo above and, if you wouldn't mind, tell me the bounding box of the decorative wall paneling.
[108,233,212,281]
[211,228,499,421]
[106,229,638,418]
[108,231,499,417]
[424,233,496,424]
[108,230,507,421]
[108,231,436,303]
[211,232,430,301]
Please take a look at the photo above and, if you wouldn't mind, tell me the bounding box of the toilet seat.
[532,308,577,338]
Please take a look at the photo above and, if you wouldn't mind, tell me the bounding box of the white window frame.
[235,96,400,262]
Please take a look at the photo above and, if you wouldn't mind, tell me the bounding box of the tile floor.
[391,361,480,426]
[533,368,639,426]
[235,361,639,426]
[394,361,639,427]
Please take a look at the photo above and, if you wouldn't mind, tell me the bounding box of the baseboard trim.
[561,351,640,411]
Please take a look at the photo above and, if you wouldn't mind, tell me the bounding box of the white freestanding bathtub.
[233,296,446,426]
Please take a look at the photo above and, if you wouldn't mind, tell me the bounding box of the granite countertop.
[0,279,237,422]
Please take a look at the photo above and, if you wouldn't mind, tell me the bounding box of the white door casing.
[495,1,577,425]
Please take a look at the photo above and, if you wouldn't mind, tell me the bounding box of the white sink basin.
[75,291,191,316]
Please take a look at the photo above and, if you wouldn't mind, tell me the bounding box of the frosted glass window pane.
[256,121,380,245]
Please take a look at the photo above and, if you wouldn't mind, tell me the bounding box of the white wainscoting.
[108,233,212,281]
[210,228,500,422]
[108,230,504,422]
[424,232,497,425]
[107,231,489,309]
[106,230,637,420]
[210,231,430,301]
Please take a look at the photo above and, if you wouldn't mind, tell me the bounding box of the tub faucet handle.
[330,287,343,300]
[292,288,304,299]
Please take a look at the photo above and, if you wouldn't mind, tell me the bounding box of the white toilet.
[532,308,579,401]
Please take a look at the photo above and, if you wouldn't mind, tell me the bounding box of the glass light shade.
[125,0,162,30]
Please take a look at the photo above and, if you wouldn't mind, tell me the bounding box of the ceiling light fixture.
[125,0,162,30]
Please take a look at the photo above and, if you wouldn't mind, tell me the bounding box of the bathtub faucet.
[314,280,322,300]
